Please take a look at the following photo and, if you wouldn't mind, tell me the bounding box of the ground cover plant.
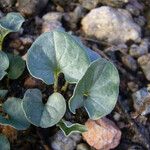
[0,12,119,149]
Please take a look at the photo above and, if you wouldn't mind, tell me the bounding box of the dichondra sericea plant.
[0,13,120,149]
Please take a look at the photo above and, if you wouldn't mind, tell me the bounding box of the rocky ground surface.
[1,0,150,150]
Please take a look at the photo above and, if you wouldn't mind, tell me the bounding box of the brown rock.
[24,76,45,89]
[82,118,121,150]
[138,54,150,81]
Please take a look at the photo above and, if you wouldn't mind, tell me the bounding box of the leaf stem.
[54,71,59,92]
[61,82,69,92]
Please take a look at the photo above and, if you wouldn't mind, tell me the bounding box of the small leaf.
[0,98,30,130]
[0,90,8,99]
[57,119,87,136]
[69,58,120,120]
[0,51,9,80]
[0,134,10,150]
[22,89,66,128]
[7,53,25,79]
[0,12,25,50]
[27,31,90,85]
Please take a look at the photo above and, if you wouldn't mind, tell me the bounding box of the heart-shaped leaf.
[0,12,24,50]
[0,97,30,130]
[0,51,9,80]
[69,58,119,120]
[27,31,90,85]
[57,119,87,136]
[22,89,66,128]
[7,53,25,79]
[0,134,10,150]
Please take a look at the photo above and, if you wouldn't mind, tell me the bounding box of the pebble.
[121,55,137,71]
[16,0,49,16]
[99,0,129,7]
[82,118,121,150]
[24,76,45,89]
[77,143,91,150]
[138,54,150,81]
[129,39,149,58]
[132,87,150,115]
[125,0,144,16]
[134,16,146,27]
[41,12,63,33]
[79,0,99,10]
[51,130,81,150]
[82,6,141,44]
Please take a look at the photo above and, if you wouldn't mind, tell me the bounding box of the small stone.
[134,16,146,27]
[64,6,86,29]
[138,54,150,81]
[24,76,45,89]
[129,39,149,58]
[99,0,129,7]
[51,130,81,150]
[132,87,150,115]
[79,0,99,10]
[121,55,137,71]
[42,12,63,22]
[16,0,48,16]
[82,6,141,44]
[77,143,91,150]
[82,118,121,150]
[125,0,144,16]
[0,0,15,11]
[127,82,139,92]
[41,12,63,33]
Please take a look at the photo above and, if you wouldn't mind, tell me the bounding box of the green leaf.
[0,97,30,130]
[27,31,90,85]
[0,90,8,99]
[0,134,10,150]
[69,58,120,120]
[0,51,9,80]
[7,53,25,79]
[57,120,87,136]
[0,12,25,50]
[22,89,66,128]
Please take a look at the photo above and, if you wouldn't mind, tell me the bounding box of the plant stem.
[61,82,69,93]
[54,71,59,92]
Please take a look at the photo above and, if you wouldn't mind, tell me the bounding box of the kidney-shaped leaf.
[7,53,25,79]
[0,51,9,80]
[0,12,24,50]
[22,89,66,128]
[0,98,30,130]
[57,119,87,136]
[69,58,120,120]
[27,31,90,85]
[0,134,10,150]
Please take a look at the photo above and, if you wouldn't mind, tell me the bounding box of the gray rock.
[132,88,150,115]
[51,130,82,150]
[125,0,144,16]
[138,54,150,81]
[134,16,146,27]
[121,55,137,71]
[99,0,129,7]
[79,0,99,10]
[64,6,86,29]
[16,0,48,16]
[82,6,141,44]
[129,39,149,58]
[41,12,63,33]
